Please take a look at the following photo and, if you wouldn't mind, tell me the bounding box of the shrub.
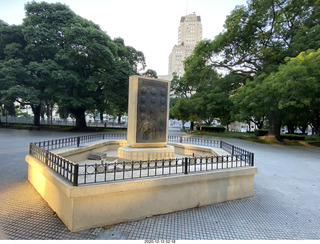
[254,129,269,136]
[280,134,305,141]
[197,126,226,133]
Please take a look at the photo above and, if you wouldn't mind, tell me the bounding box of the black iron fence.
[33,133,127,150]
[29,133,254,186]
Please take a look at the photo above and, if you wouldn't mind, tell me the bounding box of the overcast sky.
[0,0,247,75]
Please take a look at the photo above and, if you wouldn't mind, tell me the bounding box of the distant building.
[165,12,202,80]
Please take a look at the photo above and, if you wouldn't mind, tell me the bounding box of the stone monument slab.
[127,75,170,148]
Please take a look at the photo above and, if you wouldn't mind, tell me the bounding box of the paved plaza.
[0,128,319,240]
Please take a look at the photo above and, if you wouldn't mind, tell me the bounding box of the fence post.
[232,145,235,155]
[184,157,188,174]
[45,151,49,165]
[77,136,80,147]
[250,153,254,166]
[220,141,223,148]
[73,164,79,186]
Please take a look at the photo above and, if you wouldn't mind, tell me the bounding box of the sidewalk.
[0,129,319,240]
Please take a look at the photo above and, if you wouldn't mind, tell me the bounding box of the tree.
[263,49,320,135]
[95,37,146,124]
[1,2,147,129]
[0,21,27,118]
[184,0,320,137]
[15,2,80,126]
[53,16,119,128]
[209,0,320,76]
[142,69,158,78]
[170,96,197,130]
[170,40,242,128]
[230,75,268,130]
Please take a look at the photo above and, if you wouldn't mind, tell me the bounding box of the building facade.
[167,12,202,80]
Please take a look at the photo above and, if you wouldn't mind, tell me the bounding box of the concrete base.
[26,154,257,232]
[117,144,175,162]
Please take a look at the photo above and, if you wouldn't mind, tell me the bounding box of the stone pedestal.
[118,75,172,161]
[118,144,175,162]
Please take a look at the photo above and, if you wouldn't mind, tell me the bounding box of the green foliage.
[280,134,306,141]
[141,69,158,78]
[254,129,268,137]
[262,49,320,134]
[170,0,320,137]
[0,2,146,128]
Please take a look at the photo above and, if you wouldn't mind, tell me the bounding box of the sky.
[0,0,248,75]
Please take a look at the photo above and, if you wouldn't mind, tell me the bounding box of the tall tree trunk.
[299,124,307,135]
[268,110,281,140]
[117,114,122,124]
[7,103,16,116]
[71,108,87,129]
[313,109,320,135]
[287,123,296,134]
[31,104,41,127]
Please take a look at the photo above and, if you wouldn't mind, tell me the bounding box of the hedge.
[280,134,306,141]
[254,129,269,136]
[196,126,226,133]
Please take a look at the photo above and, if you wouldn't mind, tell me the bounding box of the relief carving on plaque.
[136,79,168,143]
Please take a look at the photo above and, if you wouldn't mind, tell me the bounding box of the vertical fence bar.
[131,161,134,179]
[123,162,125,179]
[104,163,107,182]
[176,158,178,174]
[95,163,97,183]
[155,160,157,176]
[73,164,79,186]
[162,159,164,175]
[250,153,254,166]
[184,157,188,174]
[84,164,87,184]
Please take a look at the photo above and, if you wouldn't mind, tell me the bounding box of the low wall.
[26,155,257,232]
[54,140,227,163]
[54,140,127,162]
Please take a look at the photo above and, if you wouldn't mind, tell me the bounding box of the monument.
[118,75,175,161]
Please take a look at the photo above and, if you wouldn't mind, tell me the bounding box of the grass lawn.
[185,129,320,147]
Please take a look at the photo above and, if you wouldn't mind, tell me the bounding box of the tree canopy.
[0,2,149,128]
[170,0,320,137]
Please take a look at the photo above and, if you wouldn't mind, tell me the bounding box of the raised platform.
[26,154,257,232]
[117,144,175,162]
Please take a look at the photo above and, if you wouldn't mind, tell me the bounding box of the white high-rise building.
[167,12,202,80]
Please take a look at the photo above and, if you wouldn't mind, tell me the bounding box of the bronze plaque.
[136,78,168,143]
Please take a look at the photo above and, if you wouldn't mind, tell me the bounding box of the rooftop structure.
[167,12,202,80]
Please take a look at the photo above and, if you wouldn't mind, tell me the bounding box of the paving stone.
[0,129,319,240]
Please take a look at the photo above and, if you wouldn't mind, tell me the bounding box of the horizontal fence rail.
[33,133,127,150]
[29,133,254,186]
[29,143,76,185]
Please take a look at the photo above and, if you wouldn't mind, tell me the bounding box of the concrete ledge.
[118,144,175,161]
[26,155,257,232]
